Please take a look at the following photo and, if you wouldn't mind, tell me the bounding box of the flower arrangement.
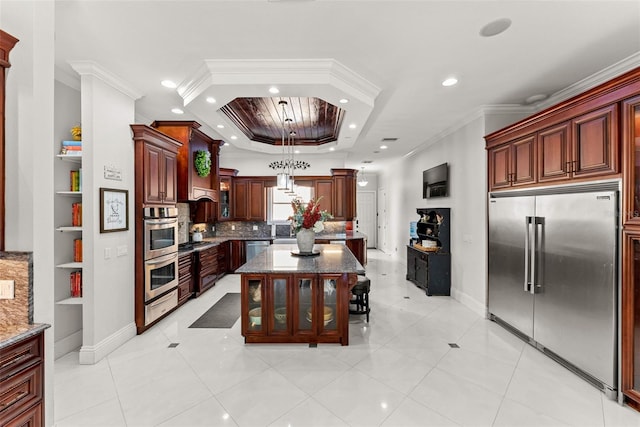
[289,197,333,234]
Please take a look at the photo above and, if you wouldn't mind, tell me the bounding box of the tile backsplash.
[0,252,33,325]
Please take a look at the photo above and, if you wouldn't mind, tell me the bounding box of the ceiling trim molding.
[68,60,143,100]
[538,51,640,110]
[54,65,81,91]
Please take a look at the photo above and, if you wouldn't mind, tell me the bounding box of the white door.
[377,188,387,253]
[356,191,376,248]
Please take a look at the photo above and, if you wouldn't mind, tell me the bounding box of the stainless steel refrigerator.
[488,183,618,397]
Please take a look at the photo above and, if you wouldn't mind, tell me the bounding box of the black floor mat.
[188,293,241,328]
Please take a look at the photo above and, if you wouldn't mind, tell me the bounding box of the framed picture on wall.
[100,188,128,233]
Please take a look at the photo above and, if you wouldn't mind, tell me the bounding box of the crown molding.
[68,60,143,100]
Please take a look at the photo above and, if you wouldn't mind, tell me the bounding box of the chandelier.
[268,100,310,192]
[358,167,369,187]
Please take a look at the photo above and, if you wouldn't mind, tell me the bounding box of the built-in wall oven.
[144,207,179,260]
[144,207,179,309]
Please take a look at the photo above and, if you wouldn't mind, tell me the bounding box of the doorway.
[356,191,377,248]
[377,188,388,253]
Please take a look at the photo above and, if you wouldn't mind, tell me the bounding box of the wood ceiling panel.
[220,97,344,146]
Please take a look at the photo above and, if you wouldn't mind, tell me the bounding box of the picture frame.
[100,188,129,233]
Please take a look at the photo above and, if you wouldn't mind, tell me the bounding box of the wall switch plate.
[0,280,15,299]
[117,245,128,257]
[252,225,258,231]
[104,247,112,259]
[232,225,236,230]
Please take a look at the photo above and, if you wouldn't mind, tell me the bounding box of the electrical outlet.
[232,225,236,230]
[0,280,15,299]
[211,225,215,232]
[252,225,258,231]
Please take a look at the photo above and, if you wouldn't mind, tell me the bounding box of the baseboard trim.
[78,322,136,365]
[451,288,485,317]
[54,329,82,360]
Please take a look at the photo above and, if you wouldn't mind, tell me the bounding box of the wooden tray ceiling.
[219,97,345,146]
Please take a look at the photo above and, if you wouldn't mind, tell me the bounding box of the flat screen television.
[423,162,448,198]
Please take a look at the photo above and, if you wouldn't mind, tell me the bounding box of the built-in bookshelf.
[55,148,83,305]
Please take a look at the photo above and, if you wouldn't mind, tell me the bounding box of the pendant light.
[358,167,369,187]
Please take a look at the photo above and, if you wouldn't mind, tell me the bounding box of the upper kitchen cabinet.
[331,169,357,221]
[233,178,265,221]
[151,121,224,202]
[623,95,640,224]
[570,105,618,179]
[131,125,182,206]
[218,168,238,221]
[488,134,536,190]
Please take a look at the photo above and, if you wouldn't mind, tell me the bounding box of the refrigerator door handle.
[530,217,538,295]
[524,216,531,292]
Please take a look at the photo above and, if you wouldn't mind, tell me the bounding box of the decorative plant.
[194,150,211,177]
[70,125,82,141]
[289,197,333,234]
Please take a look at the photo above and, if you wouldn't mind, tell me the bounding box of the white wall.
[1,1,56,425]
[220,150,348,176]
[378,115,488,314]
[71,62,138,364]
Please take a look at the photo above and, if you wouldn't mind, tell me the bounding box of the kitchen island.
[236,244,365,345]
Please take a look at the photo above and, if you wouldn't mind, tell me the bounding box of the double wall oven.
[143,207,179,325]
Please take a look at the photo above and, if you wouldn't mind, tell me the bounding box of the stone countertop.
[236,244,365,274]
[0,323,50,350]
[178,232,367,254]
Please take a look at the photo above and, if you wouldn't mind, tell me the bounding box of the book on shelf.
[70,271,82,297]
[69,170,81,192]
[71,202,82,226]
[73,238,82,262]
[62,140,82,147]
[60,140,82,155]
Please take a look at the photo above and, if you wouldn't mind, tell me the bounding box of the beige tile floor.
[54,250,640,426]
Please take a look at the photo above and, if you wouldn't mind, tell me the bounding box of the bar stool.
[349,275,370,322]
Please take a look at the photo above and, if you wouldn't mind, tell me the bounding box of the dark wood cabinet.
[331,169,357,220]
[241,272,355,345]
[218,169,237,221]
[142,142,178,205]
[217,241,228,279]
[233,179,265,221]
[0,331,44,427]
[346,238,367,266]
[488,134,536,190]
[406,246,450,296]
[195,245,218,297]
[177,252,193,306]
[190,200,216,224]
[571,104,618,178]
[229,240,246,272]
[538,122,571,183]
[314,179,333,216]
[151,121,223,203]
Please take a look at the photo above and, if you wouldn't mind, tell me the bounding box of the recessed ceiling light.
[206,97,216,104]
[230,135,238,140]
[161,80,177,88]
[339,98,349,104]
[480,18,512,37]
[217,124,225,129]
[171,108,184,114]
[329,147,335,151]
[380,145,388,150]
[269,86,280,94]
[349,123,357,129]
[294,150,300,154]
[442,77,458,87]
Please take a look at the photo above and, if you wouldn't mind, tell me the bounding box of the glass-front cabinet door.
[623,230,640,410]
[294,274,316,336]
[269,274,290,334]
[623,95,640,225]
[242,274,265,334]
[319,274,340,334]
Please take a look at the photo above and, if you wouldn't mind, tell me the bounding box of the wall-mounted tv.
[423,162,448,198]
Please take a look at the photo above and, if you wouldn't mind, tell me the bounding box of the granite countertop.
[178,232,367,254]
[236,244,365,274]
[0,323,50,350]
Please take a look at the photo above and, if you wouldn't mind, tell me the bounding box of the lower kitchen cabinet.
[217,241,228,279]
[229,240,246,272]
[195,245,218,297]
[177,252,193,306]
[241,272,352,345]
[406,245,450,296]
[0,330,45,427]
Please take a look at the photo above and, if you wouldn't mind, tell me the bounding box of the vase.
[296,228,315,254]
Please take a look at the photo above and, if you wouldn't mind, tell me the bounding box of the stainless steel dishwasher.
[245,240,270,262]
